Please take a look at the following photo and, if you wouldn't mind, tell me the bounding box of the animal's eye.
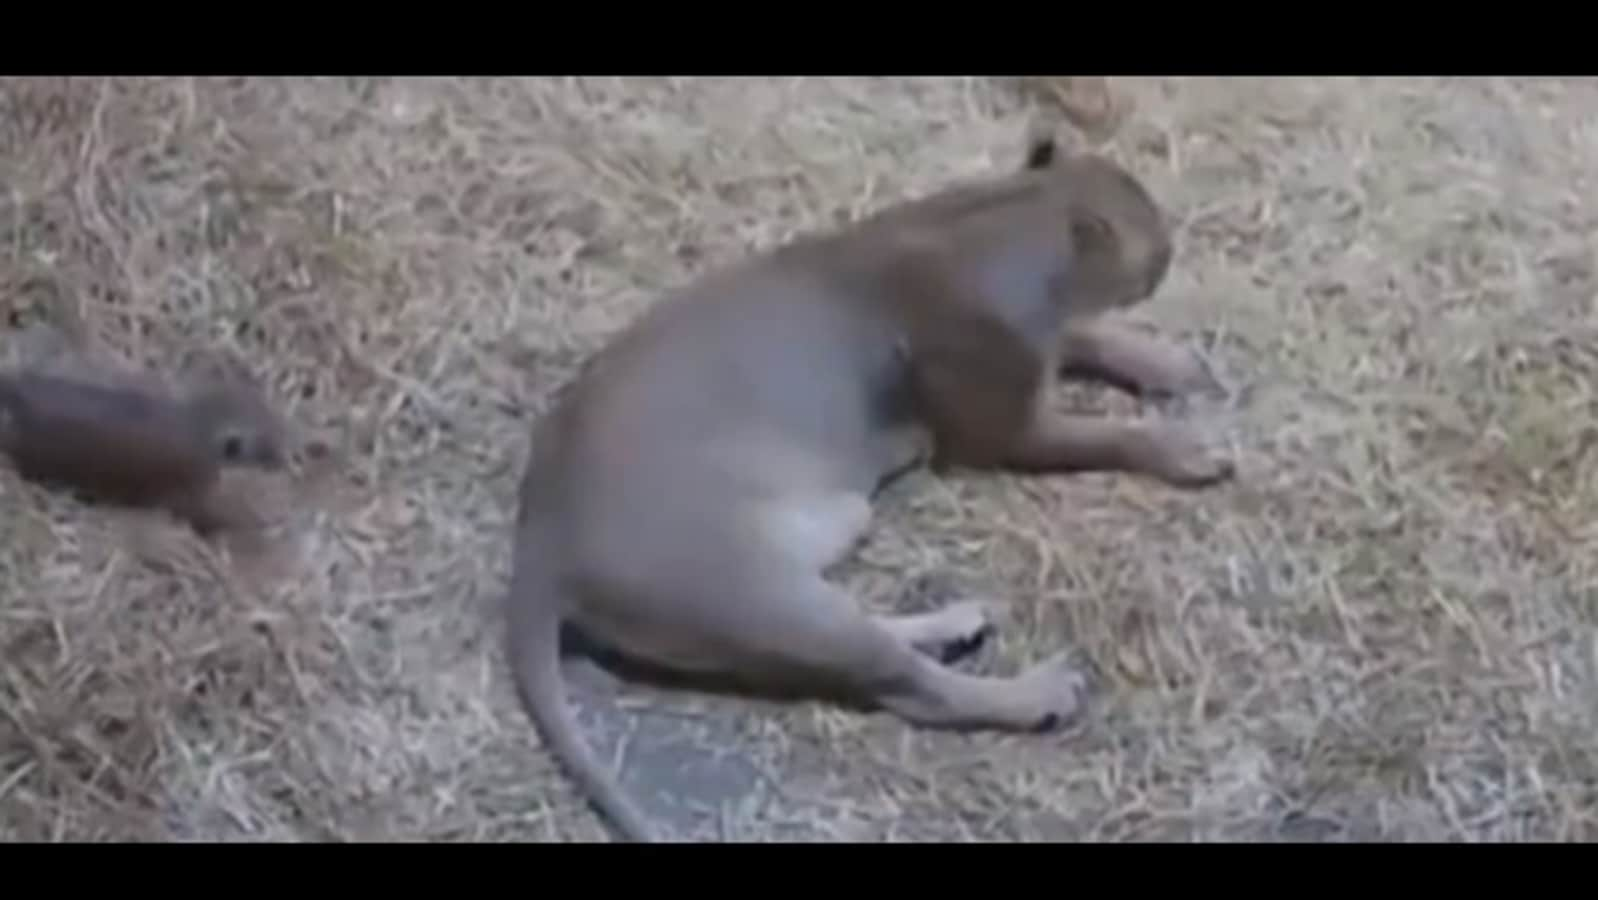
[220,432,246,461]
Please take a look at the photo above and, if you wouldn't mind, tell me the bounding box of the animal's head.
[183,378,289,470]
[1025,135,1174,314]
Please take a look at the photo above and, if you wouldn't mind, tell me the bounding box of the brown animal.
[0,368,288,535]
[503,136,1232,842]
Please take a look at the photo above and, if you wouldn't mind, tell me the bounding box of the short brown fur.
[0,368,288,535]
[503,139,1232,842]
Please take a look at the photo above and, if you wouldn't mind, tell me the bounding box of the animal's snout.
[233,432,289,469]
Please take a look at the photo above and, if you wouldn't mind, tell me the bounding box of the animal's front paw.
[1017,652,1091,733]
[1135,344,1225,401]
[1140,423,1234,489]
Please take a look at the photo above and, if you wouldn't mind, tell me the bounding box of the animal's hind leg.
[866,635,1088,733]
[713,570,1087,733]
[760,490,873,573]
[766,490,995,662]
[874,601,995,664]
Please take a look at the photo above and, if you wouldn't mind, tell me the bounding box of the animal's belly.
[6,431,200,504]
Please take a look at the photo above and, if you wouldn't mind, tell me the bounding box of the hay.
[2,76,1596,841]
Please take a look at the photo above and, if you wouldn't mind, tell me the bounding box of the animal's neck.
[775,170,1048,269]
[893,200,1068,333]
[761,171,1070,346]
[968,231,1074,336]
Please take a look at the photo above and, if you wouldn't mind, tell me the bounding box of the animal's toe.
[1153,428,1235,489]
[1025,653,1091,732]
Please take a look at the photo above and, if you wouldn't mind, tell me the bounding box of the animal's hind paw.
[1017,652,1091,733]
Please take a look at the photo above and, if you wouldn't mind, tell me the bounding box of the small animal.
[502,135,1232,842]
[0,368,288,535]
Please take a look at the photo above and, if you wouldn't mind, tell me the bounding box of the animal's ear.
[1069,210,1119,259]
[180,345,267,396]
[1024,134,1058,170]
[216,426,249,463]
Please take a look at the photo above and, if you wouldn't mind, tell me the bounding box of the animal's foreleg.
[998,408,1233,488]
[1057,317,1219,398]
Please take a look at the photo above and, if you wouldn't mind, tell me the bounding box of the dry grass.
[2,76,1597,842]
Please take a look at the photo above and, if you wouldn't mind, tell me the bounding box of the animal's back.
[0,372,216,504]
[517,258,914,587]
[568,262,899,469]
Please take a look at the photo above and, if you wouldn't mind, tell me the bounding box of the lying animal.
[503,135,1233,841]
[0,367,287,535]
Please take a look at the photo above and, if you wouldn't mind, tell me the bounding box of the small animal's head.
[184,382,289,470]
[1025,135,1174,314]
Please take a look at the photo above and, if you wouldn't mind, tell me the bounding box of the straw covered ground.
[2,76,1597,842]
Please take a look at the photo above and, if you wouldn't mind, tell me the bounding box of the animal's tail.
[504,546,658,843]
